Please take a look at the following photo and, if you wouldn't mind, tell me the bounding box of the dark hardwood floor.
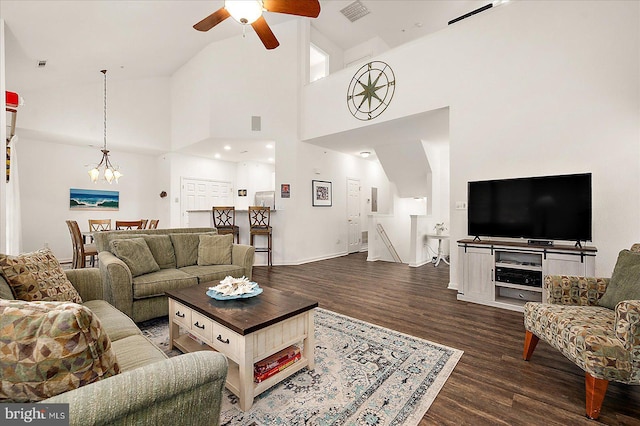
[251,252,640,426]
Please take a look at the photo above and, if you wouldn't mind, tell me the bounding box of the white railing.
[376,223,402,263]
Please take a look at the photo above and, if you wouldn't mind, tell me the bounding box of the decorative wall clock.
[347,61,396,121]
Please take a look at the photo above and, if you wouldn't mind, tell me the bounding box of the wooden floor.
[251,252,640,426]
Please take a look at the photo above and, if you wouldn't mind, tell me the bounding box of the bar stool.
[248,206,272,266]
[212,206,239,243]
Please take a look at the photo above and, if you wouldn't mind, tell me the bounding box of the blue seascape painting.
[69,188,119,210]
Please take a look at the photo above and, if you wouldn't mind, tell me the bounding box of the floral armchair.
[523,245,640,419]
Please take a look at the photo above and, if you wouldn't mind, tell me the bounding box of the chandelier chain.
[102,69,107,151]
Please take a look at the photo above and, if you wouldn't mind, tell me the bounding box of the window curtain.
[6,135,21,254]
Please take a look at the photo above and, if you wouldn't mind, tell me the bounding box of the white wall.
[168,20,396,265]
[310,26,344,76]
[344,36,390,68]
[302,1,640,284]
[18,138,159,261]
[7,73,171,260]
[17,77,171,152]
[164,153,238,228]
[0,19,6,253]
[235,161,275,211]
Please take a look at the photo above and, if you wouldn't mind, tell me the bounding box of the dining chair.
[212,206,239,243]
[66,220,98,269]
[140,219,149,229]
[148,219,159,229]
[248,206,272,266]
[89,219,112,232]
[115,220,145,230]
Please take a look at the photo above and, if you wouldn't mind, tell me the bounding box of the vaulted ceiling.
[2,1,486,161]
[2,0,487,91]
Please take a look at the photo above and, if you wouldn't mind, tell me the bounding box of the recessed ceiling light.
[224,145,231,150]
[214,153,221,159]
[360,151,371,158]
[266,144,273,149]
[268,157,274,162]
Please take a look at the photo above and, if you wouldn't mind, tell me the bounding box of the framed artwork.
[312,180,332,207]
[70,188,119,211]
[281,183,290,199]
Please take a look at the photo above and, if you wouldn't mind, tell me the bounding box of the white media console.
[457,239,597,312]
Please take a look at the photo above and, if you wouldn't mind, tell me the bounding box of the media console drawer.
[498,286,542,302]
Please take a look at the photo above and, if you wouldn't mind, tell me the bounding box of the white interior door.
[181,178,233,226]
[347,178,361,253]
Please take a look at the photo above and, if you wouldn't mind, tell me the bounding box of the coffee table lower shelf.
[167,298,316,411]
[172,334,311,397]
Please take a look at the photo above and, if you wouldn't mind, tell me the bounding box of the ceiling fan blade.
[262,0,321,18]
[251,16,280,50]
[193,8,231,32]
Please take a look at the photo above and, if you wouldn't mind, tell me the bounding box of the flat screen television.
[467,173,592,243]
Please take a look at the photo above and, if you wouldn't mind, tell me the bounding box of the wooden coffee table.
[165,285,318,411]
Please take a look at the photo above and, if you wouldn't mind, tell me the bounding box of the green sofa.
[0,267,228,426]
[93,227,255,322]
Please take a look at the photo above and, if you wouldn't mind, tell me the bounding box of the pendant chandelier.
[88,70,122,184]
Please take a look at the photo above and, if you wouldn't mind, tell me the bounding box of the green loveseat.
[93,227,255,322]
[0,267,228,426]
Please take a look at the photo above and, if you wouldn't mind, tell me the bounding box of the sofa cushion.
[110,238,160,278]
[599,249,640,309]
[142,235,177,269]
[0,299,120,402]
[198,234,233,266]
[132,269,198,299]
[83,299,142,342]
[180,264,247,285]
[109,335,167,372]
[170,233,201,268]
[0,248,82,303]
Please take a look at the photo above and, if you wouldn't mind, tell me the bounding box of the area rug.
[139,308,463,426]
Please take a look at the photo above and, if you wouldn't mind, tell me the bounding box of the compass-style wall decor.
[347,61,396,121]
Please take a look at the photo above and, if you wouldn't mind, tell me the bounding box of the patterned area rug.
[139,308,463,426]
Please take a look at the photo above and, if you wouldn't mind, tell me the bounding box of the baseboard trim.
[409,259,432,268]
[259,251,350,267]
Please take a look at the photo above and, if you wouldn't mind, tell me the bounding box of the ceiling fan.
[194,0,321,50]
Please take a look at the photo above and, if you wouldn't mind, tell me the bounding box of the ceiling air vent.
[340,0,370,23]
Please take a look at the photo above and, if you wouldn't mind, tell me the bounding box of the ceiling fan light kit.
[226,0,263,25]
[193,0,320,50]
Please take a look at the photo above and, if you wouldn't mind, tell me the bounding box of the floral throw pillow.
[0,248,82,303]
[0,299,120,402]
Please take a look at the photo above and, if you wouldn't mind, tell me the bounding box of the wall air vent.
[340,0,370,23]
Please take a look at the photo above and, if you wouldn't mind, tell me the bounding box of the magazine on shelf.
[254,345,301,375]
[254,353,302,383]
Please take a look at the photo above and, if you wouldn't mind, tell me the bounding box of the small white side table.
[426,234,450,267]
